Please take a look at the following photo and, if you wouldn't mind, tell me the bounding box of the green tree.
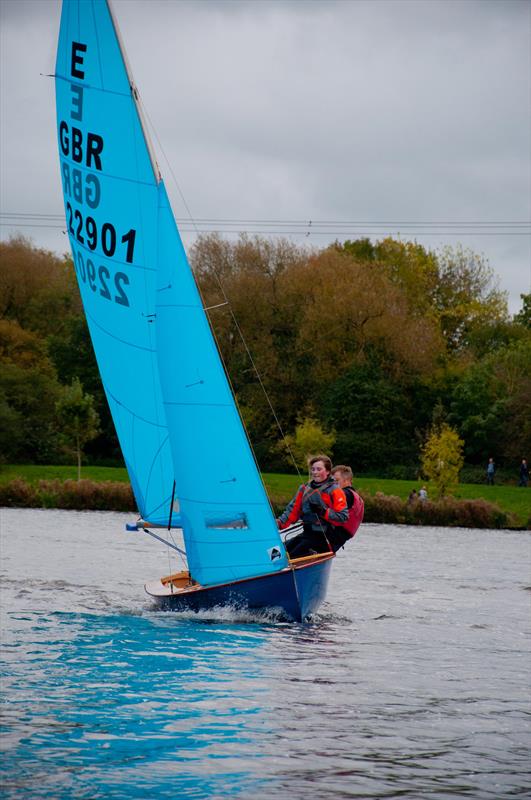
[0,319,63,462]
[0,236,80,336]
[450,336,531,462]
[0,238,121,465]
[421,423,464,498]
[514,293,531,329]
[48,315,121,464]
[432,245,508,351]
[492,338,531,460]
[55,378,100,479]
[283,416,336,472]
[322,357,422,471]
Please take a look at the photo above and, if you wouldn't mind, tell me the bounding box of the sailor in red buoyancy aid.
[277,455,348,558]
[328,464,364,551]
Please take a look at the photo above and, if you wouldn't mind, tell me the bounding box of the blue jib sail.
[55,0,288,585]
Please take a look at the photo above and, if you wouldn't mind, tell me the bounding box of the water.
[1,509,530,799]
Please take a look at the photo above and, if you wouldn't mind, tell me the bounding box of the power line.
[1,212,530,237]
[1,225,529,236]
[1,211,529,225]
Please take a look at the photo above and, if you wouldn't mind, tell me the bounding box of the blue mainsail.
[55,0,288,585]
[55,0,173,525]
[156,183,288,585]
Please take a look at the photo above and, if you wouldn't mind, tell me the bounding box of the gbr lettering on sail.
[59,41,134,307]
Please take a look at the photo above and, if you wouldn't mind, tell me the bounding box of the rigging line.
[167,524,187,571]
[136,99,198,230]
[167,480,177,592]
[225,303,302,480]
[137,101,302,484]
[167,479,176,531]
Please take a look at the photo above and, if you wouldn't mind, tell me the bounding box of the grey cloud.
[1,0,529,311]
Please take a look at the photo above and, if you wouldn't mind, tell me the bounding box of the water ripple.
[1,509,530,799]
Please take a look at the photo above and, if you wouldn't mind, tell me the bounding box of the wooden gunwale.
[155,551,334,595]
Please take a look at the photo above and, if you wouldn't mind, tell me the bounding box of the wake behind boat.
[54,0,337,621]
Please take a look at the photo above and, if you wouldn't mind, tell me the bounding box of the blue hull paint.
[293,556,334,619]
[147,555,334,622]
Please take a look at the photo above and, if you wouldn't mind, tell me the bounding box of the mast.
[106,0,161,183]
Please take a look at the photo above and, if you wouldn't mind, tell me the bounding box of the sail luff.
[154,184,288,586]
[55,0,176,525]
[55,0,288,586]
[105,0,161,183]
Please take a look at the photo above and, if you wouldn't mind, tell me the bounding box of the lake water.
[1,508,530,799]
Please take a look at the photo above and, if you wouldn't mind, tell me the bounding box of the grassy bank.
[262,473,530,528]
[0,464,130,484]
[0,465,529,528]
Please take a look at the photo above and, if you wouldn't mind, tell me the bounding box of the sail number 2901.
[66,203,136,263]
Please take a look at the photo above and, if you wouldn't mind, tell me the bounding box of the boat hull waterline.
[145,553,334,622]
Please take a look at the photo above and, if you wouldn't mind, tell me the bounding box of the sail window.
[204,513,249,530]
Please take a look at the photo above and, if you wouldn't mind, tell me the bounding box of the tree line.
[0,235,529,477]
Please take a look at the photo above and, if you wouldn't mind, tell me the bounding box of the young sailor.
[277,455,348,558]
[328,464,364,551]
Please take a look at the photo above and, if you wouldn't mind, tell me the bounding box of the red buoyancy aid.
[279,480,348,530]
[343,492,364,536]
[324,488,364,537]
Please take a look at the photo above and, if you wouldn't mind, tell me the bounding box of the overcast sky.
[1,0,529,313]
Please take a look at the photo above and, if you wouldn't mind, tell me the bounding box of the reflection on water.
[1,508,530,799]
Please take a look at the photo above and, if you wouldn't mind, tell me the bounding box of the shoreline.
[0,476,527,531]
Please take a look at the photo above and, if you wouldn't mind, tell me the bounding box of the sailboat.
[54,0,335,621]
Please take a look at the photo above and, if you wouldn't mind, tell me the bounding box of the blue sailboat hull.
[145,554,334,622]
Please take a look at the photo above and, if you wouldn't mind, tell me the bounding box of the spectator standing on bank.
[486,458,495,485]
[419,486,428,501]
[519,458,529,487]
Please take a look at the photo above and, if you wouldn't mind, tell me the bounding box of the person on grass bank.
[518,458,529,487]
[407,488,418,505]
[277,455,348,559]
[486,457,495,485]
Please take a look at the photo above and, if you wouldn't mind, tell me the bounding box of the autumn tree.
[341,238,509,355]
[191,234,311,462]
[1,235,522,472]
[290,247,443,381]
[340,237,440,316]
[421,423,464,498]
